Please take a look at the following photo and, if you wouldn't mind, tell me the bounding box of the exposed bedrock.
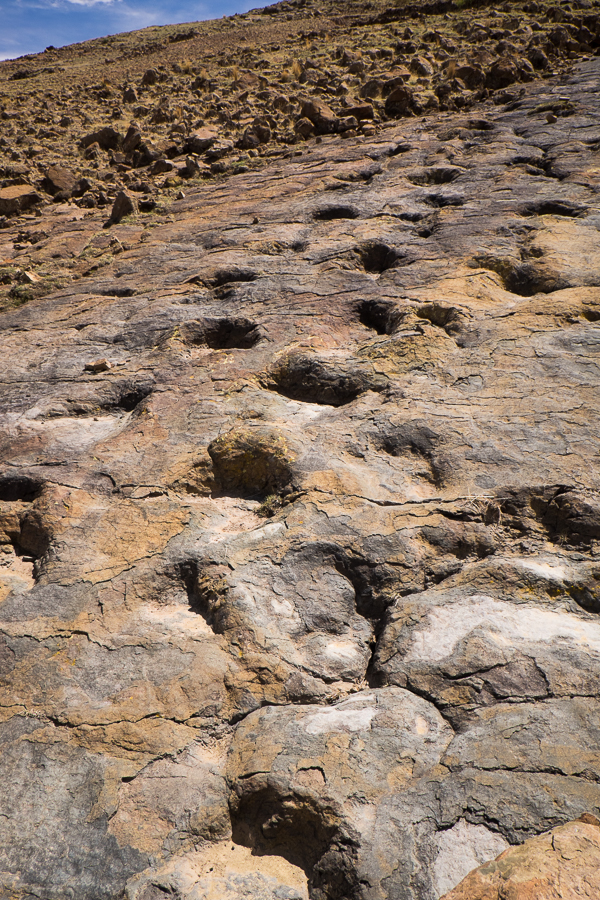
[1,50,600,900]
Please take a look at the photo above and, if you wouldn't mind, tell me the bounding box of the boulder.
[294,117,315,138]
[410,55,434,76]
[455,64,485,88]
[486,58,520,90]
[42,165,76,198]
[385,85,415,116]
[107,191,136,225]
[141,68,158,86]
[0,185,43,215]
[345,102,375,120]
[205,139,234,161]
[440,817,600,900]
[80,126,122,151]
[300,98,338,134]
[227,688,455,899]
[122,124,142,155]
[185,128,218,154]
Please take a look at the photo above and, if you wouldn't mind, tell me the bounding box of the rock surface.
[1,1,600,899]
[439,816,600,900]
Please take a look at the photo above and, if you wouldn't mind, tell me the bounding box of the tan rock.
[440,818,600,900]
[0,185,42,215]
[84,358,111,373]
[301,98,338,134]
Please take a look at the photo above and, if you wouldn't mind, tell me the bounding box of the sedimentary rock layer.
[0,24,600,900]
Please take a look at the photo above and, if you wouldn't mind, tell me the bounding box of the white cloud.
[17,0,119,8]
[62,0,119,5]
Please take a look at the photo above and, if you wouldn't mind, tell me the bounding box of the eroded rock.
[440,817,600,900]
[0,7,600,900]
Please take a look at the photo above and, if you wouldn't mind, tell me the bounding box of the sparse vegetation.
[0,0,591,329]
[256,493,284,518]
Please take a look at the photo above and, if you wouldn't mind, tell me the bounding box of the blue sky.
[0,0,260,61]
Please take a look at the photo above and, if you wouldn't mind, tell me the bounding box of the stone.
[385,84,415,116]
[439,818,600,899]
[382,69,412,94]
[125,842,308,900]
[250,117,271,144]
[300,98,338,134]
[204,139,234,160]
[360,77,386,99]
[150,158,175,174]
[455,64,485,88]
[294,116,315,138]
[410,55,434,76]
[80,126,122,151]
[185,128,218,154]
[20,271,40,284]
[84,358,112,373]
[486,57,520,89]
[0,185,42,215]
[432,820,509,898]
[141,68,158,86]
[345,102,374,120]
[227,688,455,899]
[529,45,550,68]
[107,190,135,224]
[336,115,358,132]
[83,141,101,160]
[122,125,142,155]
[42,165,76,196]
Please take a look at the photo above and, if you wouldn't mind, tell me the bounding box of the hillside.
[1,1,600,899]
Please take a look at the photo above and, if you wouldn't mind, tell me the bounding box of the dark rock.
[410,55,434,76]
[455,64,485,89]
[345,102,374,120]
[295,116,315,138]
[486,58,520,90]
[385,85,415,116]
[80,126,122,152]
[122,125,142,155]
[141,68,158,86]
[107,190,135,224]
[42,165,76,197]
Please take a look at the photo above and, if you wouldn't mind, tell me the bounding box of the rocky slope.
[1,1,600,899]
[2,0,599,310]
